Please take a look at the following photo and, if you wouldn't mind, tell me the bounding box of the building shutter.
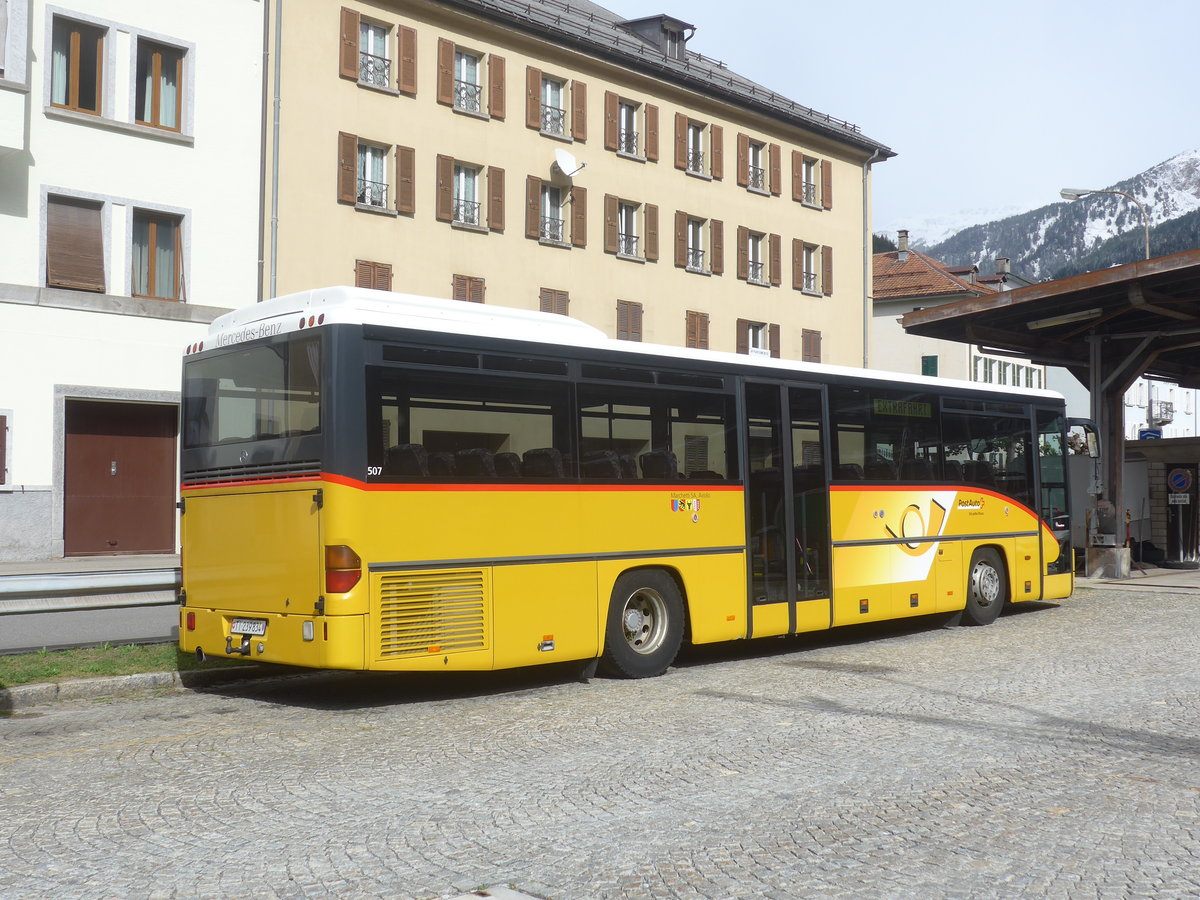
[46,197,105,292]
[792,238,802,290]
[769,143,781,196]
[604,193,618,253]
[822,245,834,295]
[792,151,804,202]
[339,7,359,80]
[571,80,587,141]
[489,55,506,118]
[540,288,569,315]
[674,210,687,267]
[769,323,781,358]
[711,125,724,179]
[571,186,587,247]
[736,132,749,187]
[686,311,709,349]
[673,112,687,169]
[769,233,782,286]
[645,204,658,261]
[396,146,415,213]
[454,274,485,303]
[821,158,833,210]
[625,301,643,341]
[525,66,541,129]
[645,104,659,161]
[354,259,372,288]
[710,219,723,275]
[337,132,357,204]
[736,318,750,355]
[804,329,822,363]
[398,26,417,95]
[736,225,749,281]
[435,153,453,222]
[469,277,485,303]
[452,274,468,301]
[487,166,504,232]
[525,175,540,238]
[436,38,454,105]
[604,91,618,151]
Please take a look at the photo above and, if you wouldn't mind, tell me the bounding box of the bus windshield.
[183,334,321,449]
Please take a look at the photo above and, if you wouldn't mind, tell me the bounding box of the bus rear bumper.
[179,607,366,670]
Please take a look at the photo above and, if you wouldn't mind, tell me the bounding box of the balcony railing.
[455,79,482,113]
[803,271,818,293]
[686,247,706,271]
[359,52,391,89]
[541,104,566,135]
[618,232,639,257]
[748,165,766,191]
[687,150,705,173]
[802,181,817,204]
[357,178,388,209]
[747,260,765,284]
[453,198,481,227]
[541,216,565,242]
[619,129,639,155]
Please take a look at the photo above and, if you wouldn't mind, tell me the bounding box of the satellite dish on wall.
[553,148,586,179]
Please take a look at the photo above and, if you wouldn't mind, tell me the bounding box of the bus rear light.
[302,621,315,641]
[186,611,196,631]
[324,544,362,593]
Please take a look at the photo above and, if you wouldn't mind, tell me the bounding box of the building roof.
[440,0,894,158]
[873,250,999,302]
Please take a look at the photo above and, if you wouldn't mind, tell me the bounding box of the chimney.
[995,257,1011,275]
[897,229,909,261]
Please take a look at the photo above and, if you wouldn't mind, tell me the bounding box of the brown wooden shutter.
[645,204,659,261]
[337,131,357,204]
[487,166,504,231]
[711,124,724,179]
[436,38,454,105]
[525,175,540,238]
[821,159,833,210]
[435,153,453,222]
[454,274,485,303]
[736,225,749,280]
[674,210,687,267]
[604,91,618,151]
[489,55,506,118]
[769,233,781,286]
[398,26,417,95]
[396,146,415,213]
[769,143,781,196]
[603,193,618,253]
[356,260,392,291]
[822,245,834,295]
[571,80,587,141]
[686,311,709,349]
[803,329,821,363]
[618,301,643,341]
[736,318,749,355]
[525,67,541,129]
[453,274,468,301]
[46,197,105,292]
[710,219,724,275]
[469,277,485,303]
[792,151,804,202]
[673,112,687,169]
[645,104,659,161]
[769,323,781,358]
[339,8,359,80]
[540,288,568,315]
[736,132,749,187]
[377,263,393,291]
[792,238,802,290]
[571,185,587,247]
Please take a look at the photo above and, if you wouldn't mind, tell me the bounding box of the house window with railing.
[540,184,564,242]
[686,122,705,174]
[803,243,818,293]
[747,141,766,192]
[686,217,706,272]
[541,76,566,136]
[618,101,639,155]
[357,142,388,208]
[617,202,639,257]
[359,20,390,89]
[453,164,481,226]
[802,157,818,205]
[747,232,765,285]
[454,50,482,113]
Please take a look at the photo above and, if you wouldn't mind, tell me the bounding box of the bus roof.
[198,286,1064,402]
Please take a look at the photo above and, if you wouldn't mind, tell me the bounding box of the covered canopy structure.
[900,248,1200,557]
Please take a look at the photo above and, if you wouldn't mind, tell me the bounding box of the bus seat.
[963,460,995,485]
[901,459,935,481]
[428,452,455,476]
[455,448,496,476]
[640,449,679,480]
[834,463,864,480]
[494,452,521,476]
[618,454,639,479]
[866,461,897,480]
[521,447,564,477]
[385,443,428,477]
[581,449,621,478]
[944,460,963,482]
[689,470,723,480]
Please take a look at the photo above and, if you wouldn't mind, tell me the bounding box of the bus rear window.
[183,335,321,448]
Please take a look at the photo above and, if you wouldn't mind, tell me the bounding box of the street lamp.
[1059,187,1151,260]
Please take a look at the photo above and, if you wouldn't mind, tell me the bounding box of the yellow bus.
[179,287,1074,678]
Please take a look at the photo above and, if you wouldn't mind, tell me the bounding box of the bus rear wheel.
[598,570,684,678]
[964,548,1006,626]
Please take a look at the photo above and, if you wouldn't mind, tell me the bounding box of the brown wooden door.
[64,400,178,555]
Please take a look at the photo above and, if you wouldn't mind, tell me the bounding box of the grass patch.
[0,642,247,688]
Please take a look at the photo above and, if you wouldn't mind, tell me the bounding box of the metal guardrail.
[0,569,180,615]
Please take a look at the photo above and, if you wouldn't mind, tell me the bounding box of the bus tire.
[963,547,1006,626]
[598,570,684,678]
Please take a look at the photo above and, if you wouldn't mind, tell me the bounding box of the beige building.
[264,0,893,364]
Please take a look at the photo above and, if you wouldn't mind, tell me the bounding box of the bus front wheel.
[964,548,1006,626]
[598,570,684,678]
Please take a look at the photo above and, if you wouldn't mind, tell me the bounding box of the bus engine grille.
[376,570,488,658]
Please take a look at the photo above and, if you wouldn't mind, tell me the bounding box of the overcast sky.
[603,0,1199,242]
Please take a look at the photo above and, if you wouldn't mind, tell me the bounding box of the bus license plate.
[230,618,267,636]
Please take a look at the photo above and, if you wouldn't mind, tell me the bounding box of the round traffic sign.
[1168,467,1193,493]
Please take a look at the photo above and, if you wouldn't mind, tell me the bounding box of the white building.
[0,0,262,561]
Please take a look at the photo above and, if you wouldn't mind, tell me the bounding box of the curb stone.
[1,665,275,712]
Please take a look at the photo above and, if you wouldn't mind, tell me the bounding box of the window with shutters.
[746,140,766,192]
[802,329,822,364]
[526,176,584,246]
[746,232,765,285]
[46,195,106,293]
[604,195,655,261]
[132,210,184,301]
[355,259,392,291]
[540,74,565,135]
[454,49,482,113]
[50,17,105,115]
[359,20,390,89]
[438,156,501,230]
[356,141,390,208]
[793,152,833,210]
[617,202,639,257]
[674,115,721,179]
[341,8,416,95]
[736,319,779,358]
[540,184,563,242]
[438,38,503,117]
[616,300,643,341]
[135,39,184,132]
[801,242,819,294]
[453,164,481,227]
[674,212,722,275]
[603,92,657,161]
[685,311,709,350]
[452,274,485,303]
[686,218,705,271]
[747,322,769,355]
[539,287,569,316]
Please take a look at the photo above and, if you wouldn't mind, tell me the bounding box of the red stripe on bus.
[828,483,1044,526]
[320,472,746,493]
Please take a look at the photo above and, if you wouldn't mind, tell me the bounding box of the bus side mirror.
[1067,419,1100,458]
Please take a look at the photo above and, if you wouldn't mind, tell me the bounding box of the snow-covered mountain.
[916,148,1200,280]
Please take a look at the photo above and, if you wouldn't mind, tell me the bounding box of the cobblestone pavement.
[2,587,1198,900]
